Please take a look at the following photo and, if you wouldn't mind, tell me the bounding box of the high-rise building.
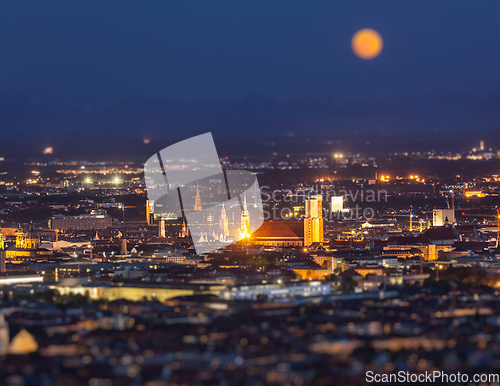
[304,194,324,246]
[480,140,485,151]
[331,196,344,212]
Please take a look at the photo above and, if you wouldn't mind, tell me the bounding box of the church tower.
[219,202,229,237]
[180,217,189,237]
[194,182,202,211]
[240,193,251,238]
[15,227,25,249]
[159,219,166,238]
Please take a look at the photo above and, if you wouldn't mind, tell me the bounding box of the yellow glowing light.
[113,177,120,184]
[351,29,383,60]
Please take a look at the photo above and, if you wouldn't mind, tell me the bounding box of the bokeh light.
[351,29,383,60]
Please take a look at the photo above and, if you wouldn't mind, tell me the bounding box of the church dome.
[25,224,40,240]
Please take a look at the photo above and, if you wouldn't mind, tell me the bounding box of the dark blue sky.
[1,0,500,158]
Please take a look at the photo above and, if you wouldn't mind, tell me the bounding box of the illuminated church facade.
[4,225,51,263]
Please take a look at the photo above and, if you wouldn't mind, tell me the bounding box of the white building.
[433,209,455,226]
[331,196,344,212]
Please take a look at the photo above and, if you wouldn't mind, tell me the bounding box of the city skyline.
[2,2,500,385]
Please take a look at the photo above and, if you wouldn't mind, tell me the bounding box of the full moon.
[351,29,383,60]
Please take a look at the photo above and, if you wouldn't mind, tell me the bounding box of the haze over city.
[1,1,500,159]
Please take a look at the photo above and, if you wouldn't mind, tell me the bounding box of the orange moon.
[351,29,383,60]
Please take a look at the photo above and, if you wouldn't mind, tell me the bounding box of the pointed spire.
[194,182,202,211]
[241,192,251,238]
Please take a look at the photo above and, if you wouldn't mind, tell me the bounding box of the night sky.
[1,1,500,159]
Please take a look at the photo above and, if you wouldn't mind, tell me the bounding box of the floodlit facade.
[432,209,455,226]
[304,194,324,246]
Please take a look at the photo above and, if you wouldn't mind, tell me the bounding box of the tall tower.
[240,193,251,238]
[15,227,25,249]
[181,217,189,237]
[159,219,166,238]
[304,194,324,246]
[120,214,127,255]
[146,200,154,225]
[194,182,202,211]
[220,202,229,237]
[480,140,485,151]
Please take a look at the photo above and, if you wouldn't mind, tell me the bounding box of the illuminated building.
[252,221,304,247]
[8,329,38,355]
[159,219,166,238]
[0,231,5,272]
[180,218,189,237]
[219,281,330,300]
[6,225,51,262]
[52,282,226,302]
[304,194,324,246]
[292,266,331,280]
[0,272,44,285]
[146,199,154,225]
[464,190,485,198]
[120,223,128,255]
[240,193,251,238]
[49,214,112,231]
[384,243,455,262]
[219,202,229,237]
[331,196,344,212]
[432,209,455,226]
